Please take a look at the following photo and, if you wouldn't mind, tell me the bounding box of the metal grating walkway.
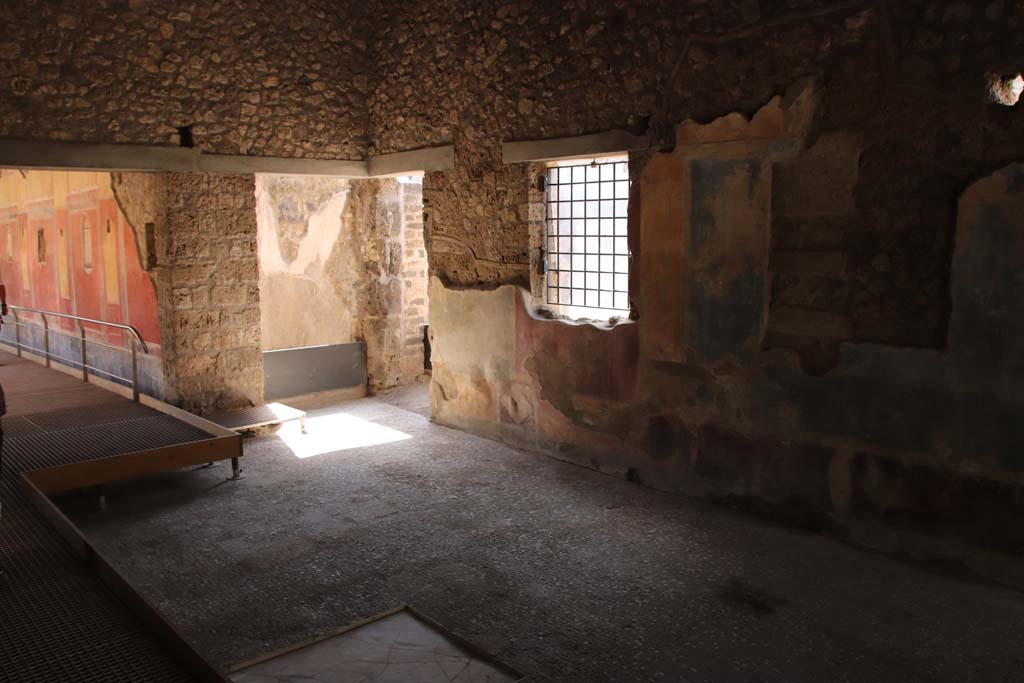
[0,350,220,682]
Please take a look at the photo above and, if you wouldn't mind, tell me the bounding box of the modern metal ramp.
[0,350,235,682]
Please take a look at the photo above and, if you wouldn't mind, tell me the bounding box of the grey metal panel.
[263,342,366,400]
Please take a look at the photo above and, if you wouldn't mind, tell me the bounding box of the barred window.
[545,156,630,321]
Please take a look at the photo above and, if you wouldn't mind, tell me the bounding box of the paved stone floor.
[62,388,1024,682]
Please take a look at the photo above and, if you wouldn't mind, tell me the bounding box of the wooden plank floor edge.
[24,436,241,494]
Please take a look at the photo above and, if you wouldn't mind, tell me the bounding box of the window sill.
[519,290,635,331]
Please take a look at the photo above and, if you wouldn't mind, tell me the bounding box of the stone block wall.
[422,135,534,289]
[115,170,427,410]
[114,172,263,413]
[8,0,1024,576]
[378,1,1024,351]
[429,156,1024,586]
[375,4,1024,574]
[0,0,370,158]
[164,173,262,412]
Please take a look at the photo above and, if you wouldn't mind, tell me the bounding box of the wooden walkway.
[0,350,237,682]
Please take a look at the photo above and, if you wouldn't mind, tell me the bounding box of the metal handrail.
[9,306,149,353]
[5,305,151,401]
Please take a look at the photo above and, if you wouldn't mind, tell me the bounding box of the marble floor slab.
[231,609,520,683]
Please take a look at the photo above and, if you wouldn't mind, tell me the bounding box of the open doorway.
[255,174,428,402]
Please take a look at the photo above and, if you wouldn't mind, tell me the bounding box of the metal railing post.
[78,323,88,382]
[41,313,50,368]
[12,309,20,357]
[130,338,139,402]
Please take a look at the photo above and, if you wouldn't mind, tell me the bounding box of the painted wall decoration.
[0,170,161,354]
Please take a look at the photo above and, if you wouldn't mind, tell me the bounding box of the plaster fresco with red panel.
[0,172,160,351]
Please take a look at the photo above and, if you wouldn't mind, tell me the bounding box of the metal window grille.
[545,159,630,314]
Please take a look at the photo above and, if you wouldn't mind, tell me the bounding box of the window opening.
[545,156,630,320]
[987,72,1024,106]
[36,227,45,264]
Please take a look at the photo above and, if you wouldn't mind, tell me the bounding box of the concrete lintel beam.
[502,130,649,164]
[0,138,371,176]
[198,154,368,177]
[0,139,201,173]
[367,145,455,177]
[0,138,458,178]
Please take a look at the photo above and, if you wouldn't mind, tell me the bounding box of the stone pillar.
[356,178,430,392]
[113,171,263,413]
[164,173,263,412]
[356,179,405,392]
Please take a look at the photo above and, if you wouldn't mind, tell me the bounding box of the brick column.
[399,179,428,382]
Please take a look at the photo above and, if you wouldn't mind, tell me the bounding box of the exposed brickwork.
[369,1,672,154]
[356,179,428,391]
[119,171,425,408]
[398,180,429,383]
[0,0,369,159]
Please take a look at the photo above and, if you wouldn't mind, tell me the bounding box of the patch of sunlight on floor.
[277,411,412,459]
